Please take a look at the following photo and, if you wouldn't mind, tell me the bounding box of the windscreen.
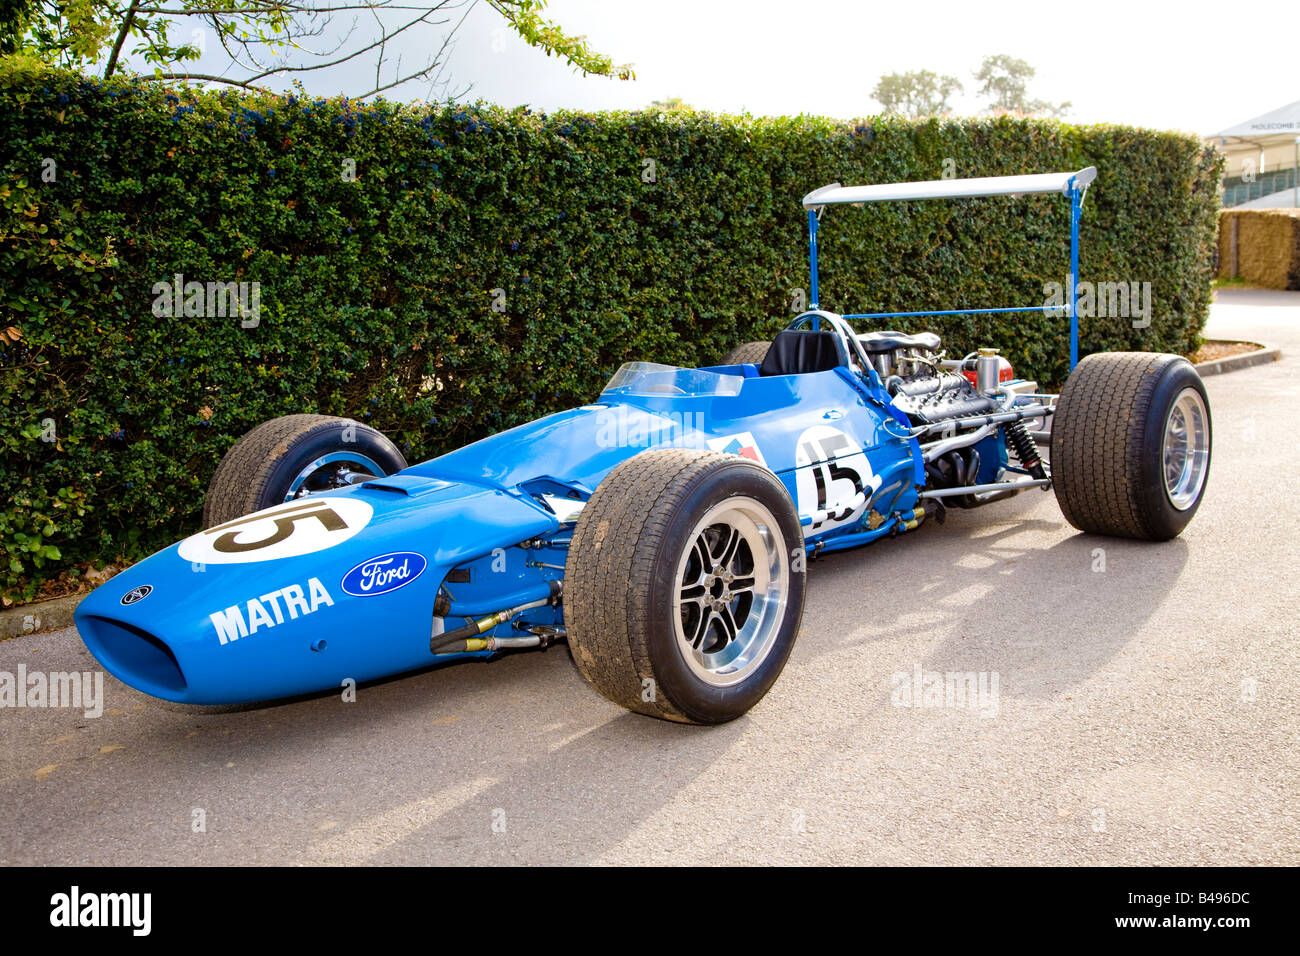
[600,362,744,398]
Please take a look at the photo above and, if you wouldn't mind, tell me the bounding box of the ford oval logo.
[341,551,427,597]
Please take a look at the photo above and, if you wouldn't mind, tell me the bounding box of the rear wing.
[802,166,1096,369]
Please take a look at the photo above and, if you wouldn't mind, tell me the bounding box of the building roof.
[1213,100,1300,141]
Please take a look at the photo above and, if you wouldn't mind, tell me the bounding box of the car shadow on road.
[3,634,748,865]
[4,503,1189,865]
[802,509,1190,700]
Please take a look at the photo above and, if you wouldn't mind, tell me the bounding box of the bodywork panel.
[76,362,930,704]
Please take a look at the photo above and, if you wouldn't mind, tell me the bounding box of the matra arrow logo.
[707,431,768,467]
[120,585,153,606]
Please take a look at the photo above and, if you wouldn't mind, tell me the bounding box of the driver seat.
[758,329,849,377]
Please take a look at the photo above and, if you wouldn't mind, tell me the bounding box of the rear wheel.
[720,341,770,367]
[1050,352,1211,540]
[203,414,407,528]
[565,449,805,724]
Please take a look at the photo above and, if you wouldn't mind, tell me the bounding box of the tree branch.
[356,0,473,98]
[237,8,442,82]
[104,0,144,78]
[137,71,270,90]
[133,4,455,14]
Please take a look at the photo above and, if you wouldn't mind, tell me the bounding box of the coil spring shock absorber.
[1002,420,1046,480]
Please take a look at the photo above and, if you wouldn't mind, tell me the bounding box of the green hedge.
[0,72,1222,599]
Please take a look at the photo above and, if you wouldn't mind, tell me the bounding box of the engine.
[857,330,1046,503]
[856,330,989,421]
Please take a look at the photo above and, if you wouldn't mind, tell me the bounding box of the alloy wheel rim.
[284,451,385,500]
[1161,387,1209,511]
[672,497,789,687]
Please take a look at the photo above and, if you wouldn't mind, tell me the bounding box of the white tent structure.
[1213,98,1300,139]
[1212,100,1300,208]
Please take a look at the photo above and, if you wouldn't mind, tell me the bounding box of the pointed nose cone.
[74,482,557,704]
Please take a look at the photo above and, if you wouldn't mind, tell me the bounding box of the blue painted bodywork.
[74,352,961,705]
[75,168,1089,707]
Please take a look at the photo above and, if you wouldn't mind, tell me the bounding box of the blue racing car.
[74,166,1212,723]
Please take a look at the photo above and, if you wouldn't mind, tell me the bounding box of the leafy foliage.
[0,1,632,96]
[0,0,290,74]
[0,72,1222,599]
[872,70,962,119]
[974,54,1070,118]
[489,1,634,80]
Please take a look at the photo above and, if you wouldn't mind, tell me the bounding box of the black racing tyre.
[1050,352,1211,541]
[720,341,771,367]
[565,448,806,724]
[202,414,407,528]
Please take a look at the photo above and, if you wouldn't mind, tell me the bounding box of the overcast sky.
[154,0,1297,136]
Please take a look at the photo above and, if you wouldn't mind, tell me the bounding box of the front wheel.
[564,449,806,724]
[1051,352,1211,540]
[203,414,407,528]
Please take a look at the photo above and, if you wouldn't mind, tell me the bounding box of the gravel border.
[1194,344,1282,376]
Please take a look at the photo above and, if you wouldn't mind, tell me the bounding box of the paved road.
[2,290,1297,865]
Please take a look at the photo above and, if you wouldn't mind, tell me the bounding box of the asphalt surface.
[2,288,1297,865]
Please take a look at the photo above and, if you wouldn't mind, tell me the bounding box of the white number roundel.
[794,425,881,533]
[178,497,374,565]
